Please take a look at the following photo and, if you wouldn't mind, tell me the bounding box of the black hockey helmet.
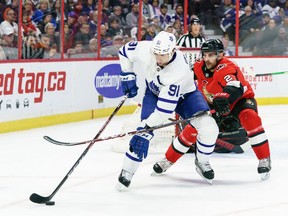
[201,39,224,53]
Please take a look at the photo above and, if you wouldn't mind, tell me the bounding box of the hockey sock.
[122,149,142,173]
[239,109,270,159]
[165,125,197,163]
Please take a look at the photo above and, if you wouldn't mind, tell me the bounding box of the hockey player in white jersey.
[117,31,218,191]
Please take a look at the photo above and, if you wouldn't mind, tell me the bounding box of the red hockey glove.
[213,92,231,116]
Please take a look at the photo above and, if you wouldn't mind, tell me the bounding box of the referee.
[176,18,206,48]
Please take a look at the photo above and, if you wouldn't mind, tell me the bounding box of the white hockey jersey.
[119,41,197,127]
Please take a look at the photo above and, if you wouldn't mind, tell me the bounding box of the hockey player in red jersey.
[192,38,271,180]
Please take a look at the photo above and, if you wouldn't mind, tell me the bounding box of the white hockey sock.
[122,150,142,174]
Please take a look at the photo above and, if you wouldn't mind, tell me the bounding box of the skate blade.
[196,167,213,185]
[260,172,270,181]
[116,182,129,192]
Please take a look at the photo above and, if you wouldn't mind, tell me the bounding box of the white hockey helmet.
[152,31,176,55]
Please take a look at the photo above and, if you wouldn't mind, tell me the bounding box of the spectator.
[282,0,288,16]
[44,22,60,52]
[165,24,176,34]
[270,27,288,55]
[151,16,162,34]
[102,0,112,17]
[74,22,93,51]
[159,3,172,30]
[171,4,189,25]
[0,8,18,37]
[88,10,98,36]
[100,24,112,47]
[23,0,35,19]
[63,22,73,52]
[78,11,89,24]
[151,0,161,18]
[100,35,124,57]
[107,17,123,38]
[243,0,263,16]
[73,0,84,17]
[260,12,271,29]
[109,6,127,29]
[67,11,78,36]
[37,12,55,33]
[145,22,157,40]
[255,18,279,55]
[280,16,288,32]
[216,0,236,42]
[222,36,235,56]
[142,0,154,22]
[21,9,41,37]
[239,5,262,52]
[32,0,51,24]
[0,26,18,59]
[66,40,85,58]
[51,0,64,32]
[262,0,280,18]
[7,0,19,21]
[126,2,139,30]
[173,18,183,40]
[88,38,98,56]
[82,0,96,14]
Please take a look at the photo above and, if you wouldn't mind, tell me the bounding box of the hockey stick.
[44,111,211,147]
[216,138,245,153]
[29,95,129,205]
[255,71,288,76]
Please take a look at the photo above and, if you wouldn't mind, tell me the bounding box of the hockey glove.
[130,127,154,160]
[120,72,138,98]
[213,92,231,116]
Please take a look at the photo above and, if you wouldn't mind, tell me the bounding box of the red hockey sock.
[165,125,197,163]
[239,109,270,159]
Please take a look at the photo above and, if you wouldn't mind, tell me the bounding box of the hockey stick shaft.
[29,95,128,204]
[44,111,211,146]
[255,71,288,76]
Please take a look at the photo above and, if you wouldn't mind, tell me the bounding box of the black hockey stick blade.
[29,193,51,204]
[216,138,244,154]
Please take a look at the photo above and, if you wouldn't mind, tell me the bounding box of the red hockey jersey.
[193,57,255,109]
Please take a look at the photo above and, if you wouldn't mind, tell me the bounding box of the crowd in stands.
[0,0,288,60]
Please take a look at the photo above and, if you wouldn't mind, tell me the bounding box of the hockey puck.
[45,201,55,206]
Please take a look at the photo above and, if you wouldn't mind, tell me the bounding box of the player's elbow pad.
[223,84,244,104]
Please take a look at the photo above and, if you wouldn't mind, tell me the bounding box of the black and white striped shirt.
[177,32,206,48]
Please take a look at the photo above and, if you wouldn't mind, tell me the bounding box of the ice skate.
[195,158,214,184]
[258,157,271,180]
[116,169,134,191]
[152,158,173,175]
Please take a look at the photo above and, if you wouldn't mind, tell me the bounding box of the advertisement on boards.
[0,58,287,123]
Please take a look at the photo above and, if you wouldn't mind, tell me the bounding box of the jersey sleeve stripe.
[119,45,127,58]
[156,106,174,114]
[158,97,178,104]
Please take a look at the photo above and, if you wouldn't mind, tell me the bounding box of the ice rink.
[0,104,287,216]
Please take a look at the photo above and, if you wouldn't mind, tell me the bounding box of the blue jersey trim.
[156,106,174,114]
[158,97,178,104]
[125,152,142,162]
[119,46,128,58]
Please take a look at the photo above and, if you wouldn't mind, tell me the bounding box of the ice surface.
[0,105,287,216]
